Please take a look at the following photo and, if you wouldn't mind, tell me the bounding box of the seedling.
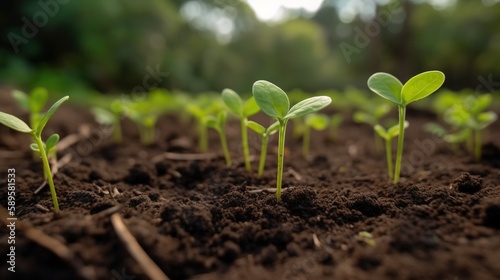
[206,111,232,167]
[122,92,167,145]
[302,113,329,157]
[431,94,497,161]
[91,98,124,143]
[353,103,391,152]
[11,87,48,130]
[0,96,69,211]
[222,89,260,172]
[368,71,445,184]
[374,122,408,180]
[246,120,279,177]
[186,98,223,152]
[252,80,331,201]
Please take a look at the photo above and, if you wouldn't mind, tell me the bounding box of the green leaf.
[29,87,48,113]
[30,143,41,152]
[266,121,279,135]
[222,88,243,117]
[305,114,329,131]
[45,133,60,152]
[353,111,375,125]
[91,107,115,125]
[476,111,497,129]
[0,111,32,133]
[205,115,219,129]
[367,73,403,105]
[252,80,290,119]
[35,96,69,137]
[424,122,447,138]
[243,97,260,117]
[374,124,388,139]
[246,120,266,135]
[217,110,227,125]
[402,71,445,105]
[466,94,492,115]
[11,90,30,111]
[285,96,331,120]
[444,129,471,144]
[387,121,408,138]
[186,104,204,120]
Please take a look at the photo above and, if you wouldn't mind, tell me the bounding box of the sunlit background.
[1,0,499,96]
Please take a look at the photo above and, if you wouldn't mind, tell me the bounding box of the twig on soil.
[111,213,170,280]
[152,152,215,163]
[56,124,92,151]
[91,205,122,219]
[288,168,303,181]
[35,204,50,213]
[245,186,296,194]
[312,233,322,248]
[34,153,72,194]
[0,206,95,280]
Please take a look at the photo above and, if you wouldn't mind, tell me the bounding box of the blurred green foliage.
[1,0,499,96]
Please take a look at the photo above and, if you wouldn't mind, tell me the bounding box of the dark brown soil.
[1,92,500,280]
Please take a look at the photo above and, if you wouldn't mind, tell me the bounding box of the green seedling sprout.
[123,92,170,145]
[368,71,445,184]
[186,98,223,152]
[91,98,124,143]
[302,113,329,157]
[12,88,49,159]
[246,120,279,177]
[441,95,497,160]
[12,87,48,130]
[206,111,232,167]
[222,89,260,171]
[252,80,331,201]
[353,103,391,152]
[374,121,409,180]
[0,96,69,211]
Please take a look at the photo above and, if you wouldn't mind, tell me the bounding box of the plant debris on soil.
[1,93,500,280]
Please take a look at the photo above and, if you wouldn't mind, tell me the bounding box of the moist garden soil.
[1,92,500,280]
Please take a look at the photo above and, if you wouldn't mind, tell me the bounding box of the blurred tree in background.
[0,0,499,95]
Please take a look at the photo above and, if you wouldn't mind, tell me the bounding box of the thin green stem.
[374,130,383,153]
[33,134,59,211]
[466,128,473,154]
[258,134,269,178]
[386,138,393,180]
[199,122,208,152]
[218,127,232,167]
[474,129,482,161]
[276,120,287,202]
[302,125,310,157]
[393,106,406,184]
[241,118,251,171]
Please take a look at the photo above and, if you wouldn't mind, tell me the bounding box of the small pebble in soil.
[452,172,482,194]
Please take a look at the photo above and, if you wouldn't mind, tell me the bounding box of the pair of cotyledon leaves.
[367,71,445,107]
[250,81,332,122]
